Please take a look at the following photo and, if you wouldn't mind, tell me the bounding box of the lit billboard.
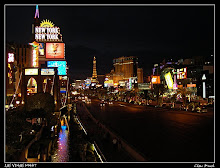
[151,76,160,84]
[177,68,187,79]
[25,69,38,75]
[38,43,44,56]
[187,84,196,87]
[59,76,67,80]
[47,61,66,75]
[138,83,151,90]
[46,43,64,59]
[8,53,14,62]
[104,80,113,87]
[165,72,173,89]
[128,77,137,89]
[60,88,66,93]
[85,79,91,87]
[41,68,55,75]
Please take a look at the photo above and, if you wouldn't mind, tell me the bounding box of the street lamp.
[202,74,206,99]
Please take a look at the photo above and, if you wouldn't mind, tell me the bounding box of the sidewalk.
[76,103,134,162]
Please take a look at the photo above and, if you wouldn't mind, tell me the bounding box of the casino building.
[104,56,143,89]
[6,5,69,110]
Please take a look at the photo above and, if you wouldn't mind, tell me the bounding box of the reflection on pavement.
[51,129,69,162]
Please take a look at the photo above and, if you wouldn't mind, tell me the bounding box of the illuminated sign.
[187,84,196,87]
[85,79,91,87]
[41,68,55,75]
[46,43,65,59]
[47,61,66,75]
[8,53,14,62]
[178,85,183,89]
[38,43,44,55]
[119,80,125,86]
[176,68,187,79]
[60,88,66,93]
[151,76,160,84]
[40,19,54,27]
[138,83,151,90]
[8,63,13,84]
[35,27,62,41]
[35,19,62,42]
[59,76,67,80]
[29,41,39,67]
[104,80,113,87]
[25,69,38,75]
[32,50,38,67]
[128,77,137,89]
[165,72,173,89]
[104,80,113,84]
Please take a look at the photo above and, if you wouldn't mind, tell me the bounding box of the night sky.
[5,4,214,79]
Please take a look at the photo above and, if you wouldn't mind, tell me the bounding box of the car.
[196,106,207,113]
[100,103,105,106]
[109,101,113,105]
[201,106,208,113]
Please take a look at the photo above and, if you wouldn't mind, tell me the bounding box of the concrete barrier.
[82,103,148,162]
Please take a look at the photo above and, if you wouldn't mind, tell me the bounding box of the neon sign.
[25,69,38,75]
[46,43,65,59]
[8,53,14,62]
[47,61,67,75]
[35,19,62,42]
[41,68,55,75]
[151,76,160,84]
[165,72,173,89]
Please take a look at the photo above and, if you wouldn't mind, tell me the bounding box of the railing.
[93,141,107,162]
[82,103,148,162]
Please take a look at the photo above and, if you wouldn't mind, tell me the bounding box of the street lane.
[86,99,214,162]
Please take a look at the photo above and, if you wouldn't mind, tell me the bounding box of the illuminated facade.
[91,56,98,84]
[6,44,16,101]
[137,68,143,83]
[20,5,68,110]
[5,5,69,110]
[112,56,138,84]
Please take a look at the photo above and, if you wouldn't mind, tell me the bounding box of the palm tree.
[177,87,191,109]
[153,84,167,106]
[170,93,177,108]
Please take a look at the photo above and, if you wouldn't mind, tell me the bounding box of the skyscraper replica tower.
[20,5,68,111]
[91,56,98,84]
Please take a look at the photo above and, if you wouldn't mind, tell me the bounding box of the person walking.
[112,138,118,151]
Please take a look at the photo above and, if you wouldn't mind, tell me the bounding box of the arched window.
[27,77,37,94]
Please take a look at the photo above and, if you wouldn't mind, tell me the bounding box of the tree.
[170,93,177,108]
[25,92,55,114]
[153,84,167,106]
[177,87,191,109]
[25,92,55,127]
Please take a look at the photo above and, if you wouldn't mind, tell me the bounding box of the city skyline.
[6,4,214,79]
[4,4,215,165]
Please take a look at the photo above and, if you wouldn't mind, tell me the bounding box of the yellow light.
[104,80,113,84]
[40,19,54,27]
[165,72,173,89]
[32,49,38,67]
[151,76,160,84]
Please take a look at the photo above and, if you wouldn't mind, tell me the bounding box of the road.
[85,98,214,162]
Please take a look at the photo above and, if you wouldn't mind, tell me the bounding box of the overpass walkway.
[76,102,135,162]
